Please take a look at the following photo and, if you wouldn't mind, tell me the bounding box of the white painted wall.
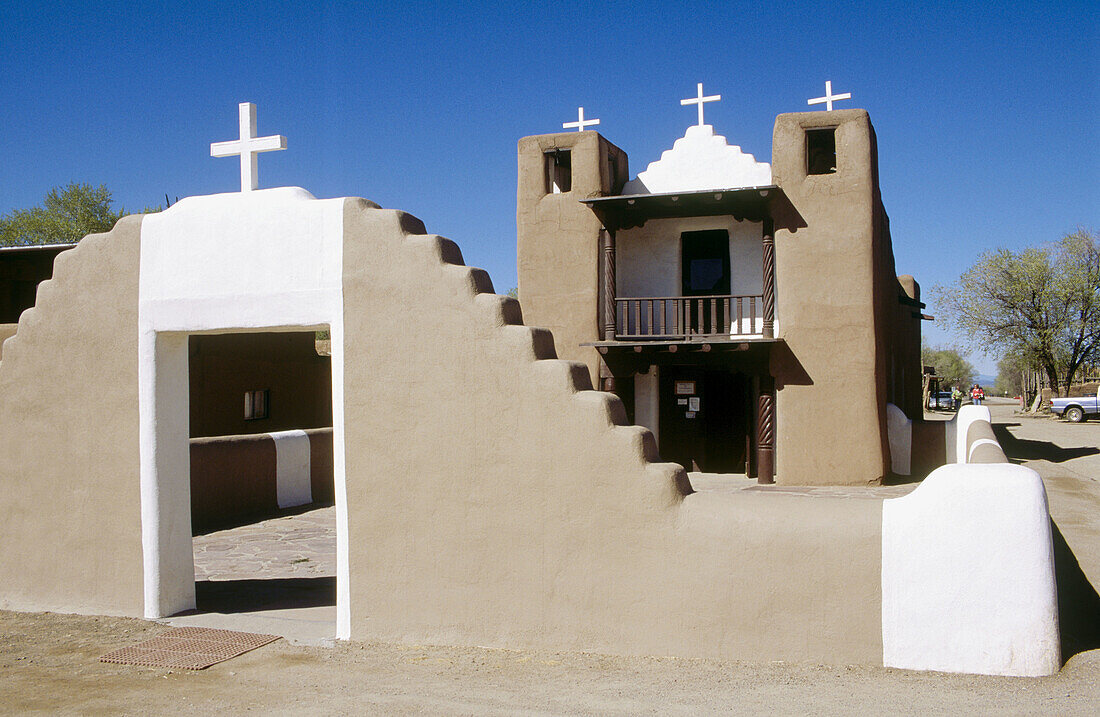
[954,404,992,464]
[616,216,764,335]
[881,463,1060,676]
[622,124,772,194]
[138,187,352,639]
[271,429,313,508]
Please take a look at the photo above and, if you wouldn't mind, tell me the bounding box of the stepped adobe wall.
[0,216,145,616]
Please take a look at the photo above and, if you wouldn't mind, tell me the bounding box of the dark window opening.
[807,128,837,175]
[244,389,269,420]
[545,149,571,194]
[682,230,731,296]
[681,230,731,335]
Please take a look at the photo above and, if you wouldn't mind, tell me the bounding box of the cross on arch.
[563,106,600,132]
[680,83,721,126]
[807,80,852,111]
[210,102,287,192]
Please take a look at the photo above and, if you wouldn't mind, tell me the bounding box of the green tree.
[994,351,1030,396]
[936,229,1100,395]
[921,341,976,390]
[0,183,124,247]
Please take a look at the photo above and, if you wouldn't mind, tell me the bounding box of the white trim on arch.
[137,188,351,639]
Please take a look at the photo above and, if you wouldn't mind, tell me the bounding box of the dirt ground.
[2,398,1099,715]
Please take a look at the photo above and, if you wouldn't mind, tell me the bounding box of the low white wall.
[881,463,1060,676]
[954,404,991,464]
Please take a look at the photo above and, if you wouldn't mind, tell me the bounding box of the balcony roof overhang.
[581,185,785,231]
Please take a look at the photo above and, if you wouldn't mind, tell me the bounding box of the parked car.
[927,391,953,410]
[1050,390,1100,423]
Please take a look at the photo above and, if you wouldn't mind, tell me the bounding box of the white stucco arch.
[137,187,354,638]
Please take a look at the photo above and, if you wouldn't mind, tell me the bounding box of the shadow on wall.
[770,342,812,388]
[992,423,1100,464]
[195,576,336,614]
[1051,521,1100,662]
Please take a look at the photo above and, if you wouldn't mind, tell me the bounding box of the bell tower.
[516,129,627,386]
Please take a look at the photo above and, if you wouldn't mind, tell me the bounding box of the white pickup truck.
[1050,390,1100,423]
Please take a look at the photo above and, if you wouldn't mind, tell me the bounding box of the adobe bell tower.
[516,128,628,386]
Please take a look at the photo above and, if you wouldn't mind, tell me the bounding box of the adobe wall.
[892,274,924,418]
[0,323,16,359]
[190,428,333,532]
[0,190,1055,675]
[0,217,145,616]
[341,199,884,664]
[771,110,889,485]
[516,132,627,386]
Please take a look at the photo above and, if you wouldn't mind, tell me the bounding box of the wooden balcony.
[614,294,764,340]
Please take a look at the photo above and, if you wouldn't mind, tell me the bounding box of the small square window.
[244,389,269,420]
[545,149,572,194]
[806,128,837,175]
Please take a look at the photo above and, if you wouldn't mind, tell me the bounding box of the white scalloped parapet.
[622,124,772,194]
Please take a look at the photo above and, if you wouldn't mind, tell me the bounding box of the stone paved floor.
[193,506,336,582]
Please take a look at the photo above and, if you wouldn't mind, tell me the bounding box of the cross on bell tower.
[563,106,600,132]
[807,80,852,111]
[210,102,287,192]
[680,83,721,126]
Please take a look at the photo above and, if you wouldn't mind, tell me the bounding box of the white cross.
[680,83,721,126]
[563,106,600,131]
[210,102,287,192]
[807,80,852,111]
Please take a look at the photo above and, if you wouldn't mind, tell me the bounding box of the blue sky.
[1,1,1096,374]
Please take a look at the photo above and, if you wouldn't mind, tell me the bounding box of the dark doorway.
[186,330,336,629]
[659,367,752,473]
[682,230,730,335]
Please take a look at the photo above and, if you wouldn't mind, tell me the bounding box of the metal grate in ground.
[99,626,280,670]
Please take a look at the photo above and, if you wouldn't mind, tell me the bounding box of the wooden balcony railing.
[614,294,764,340]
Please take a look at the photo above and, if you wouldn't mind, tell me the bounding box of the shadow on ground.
[1051,521,1100,662]
[195,577,336,613]
[993,423,1099,463]
[193,501,337,536]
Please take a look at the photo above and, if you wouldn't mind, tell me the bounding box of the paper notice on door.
[685,411,696,419]
[688,397,700,411]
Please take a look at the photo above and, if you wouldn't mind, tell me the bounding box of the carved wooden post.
[602,229,616,341]
[757,375,775,484]
[599,358,616,393]
[762,221,775,339]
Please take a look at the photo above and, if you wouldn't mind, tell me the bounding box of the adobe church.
[0,93,1060,678]
[518,84,924,485]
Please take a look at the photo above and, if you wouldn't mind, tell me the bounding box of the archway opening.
[177,329,338,642]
